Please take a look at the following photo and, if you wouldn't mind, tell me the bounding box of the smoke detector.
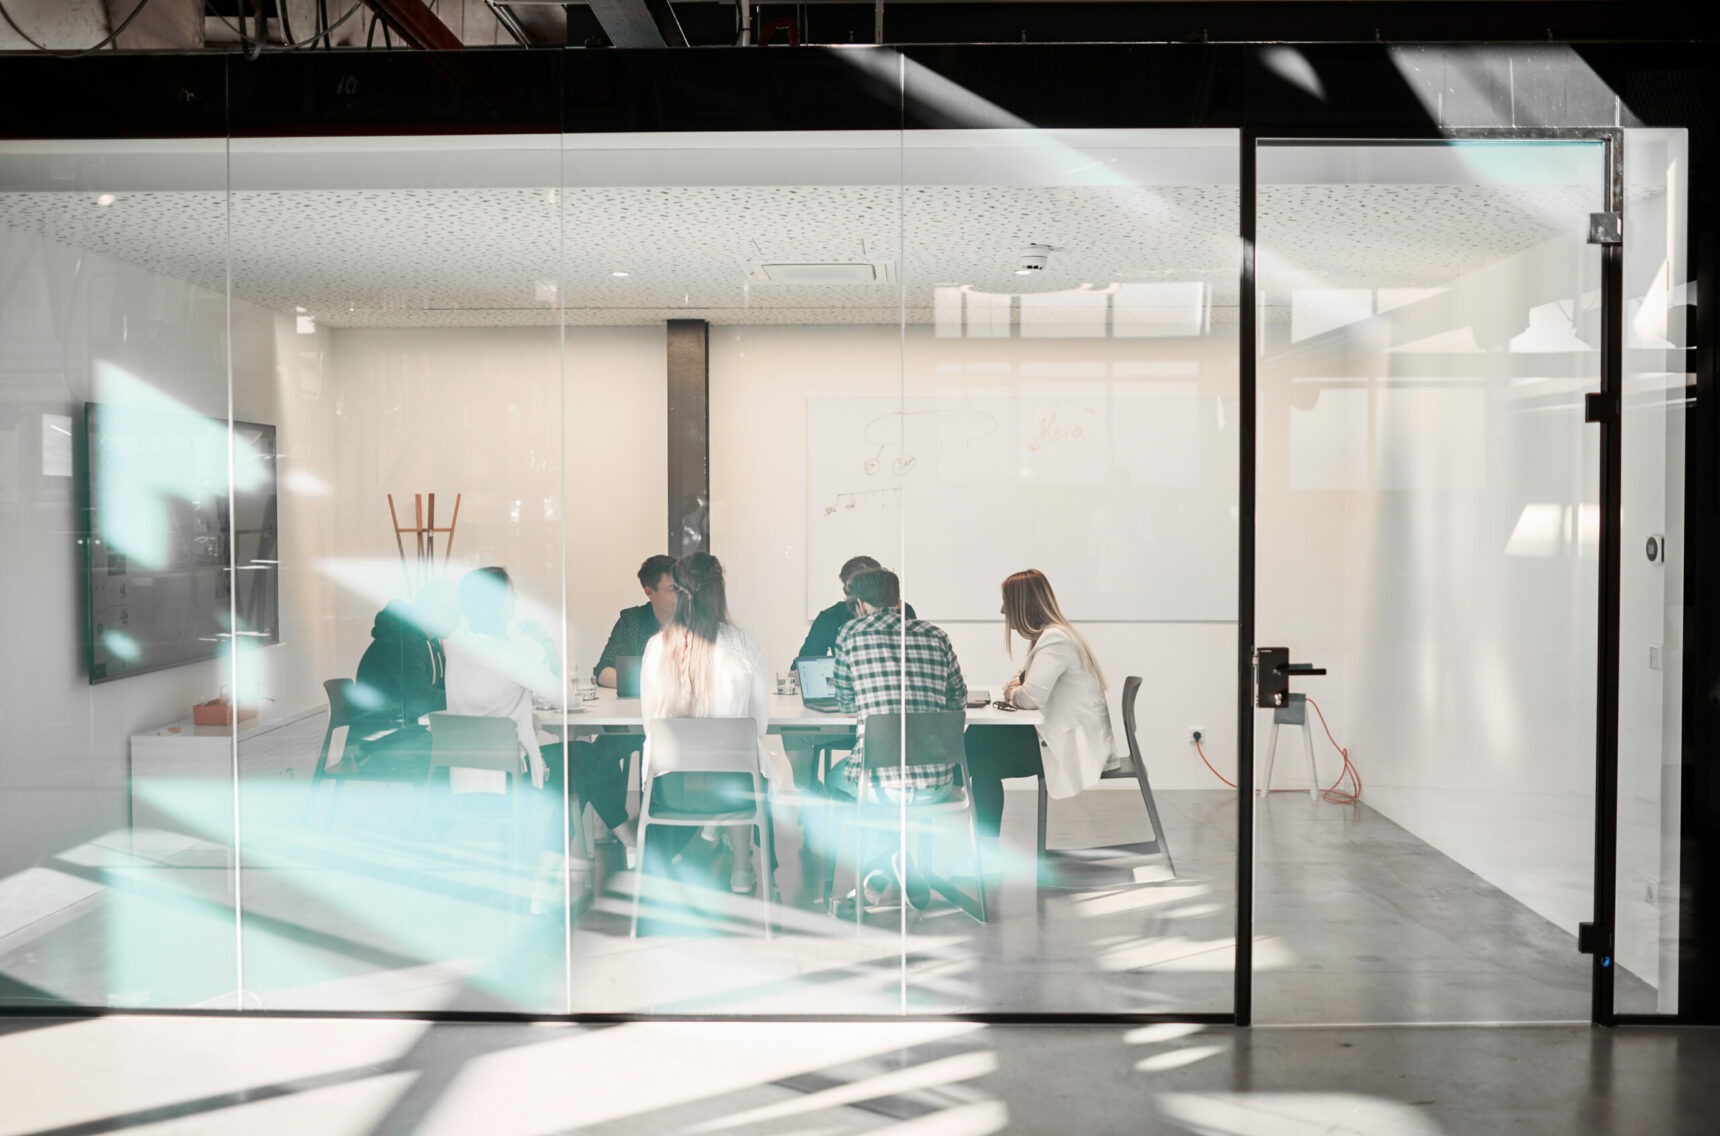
[1016,244,1053,276]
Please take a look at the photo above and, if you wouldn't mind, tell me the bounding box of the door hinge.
[1588,212,1622,246]
[1585,392,1614,424]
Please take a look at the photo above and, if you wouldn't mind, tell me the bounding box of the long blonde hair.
[1001,569,1106,693]
[656,552,727,717]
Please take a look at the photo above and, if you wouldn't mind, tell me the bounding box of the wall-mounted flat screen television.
[84,403,279,683]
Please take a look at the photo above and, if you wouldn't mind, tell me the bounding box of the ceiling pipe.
[362,0,463,50]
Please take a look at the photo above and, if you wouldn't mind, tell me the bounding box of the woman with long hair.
[965,568,1116,844]
[638,552,772,893]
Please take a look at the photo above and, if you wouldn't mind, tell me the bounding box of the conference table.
[545,687,1042,738]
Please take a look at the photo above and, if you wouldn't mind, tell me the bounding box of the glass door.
[1252,138,1613,1023]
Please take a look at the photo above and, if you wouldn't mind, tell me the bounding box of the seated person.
[782,555,918,798]
[824,568,967,914]
[794,554,918,662]
[964,569,1114,847]
[639,553,772,894]
[580,555,678,842]
[443,567,635,882]
[349,584,455,766]
[597,554,678,687]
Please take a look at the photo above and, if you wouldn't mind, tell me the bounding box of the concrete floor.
[0,724,1655,1019]
[1,1015,1715,1135]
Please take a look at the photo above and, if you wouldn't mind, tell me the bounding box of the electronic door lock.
[1255,647,1327,709]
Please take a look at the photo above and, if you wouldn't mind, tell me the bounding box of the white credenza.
[128,705,325,837]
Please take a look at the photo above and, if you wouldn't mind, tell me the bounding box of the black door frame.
[1235,126,1627,1027]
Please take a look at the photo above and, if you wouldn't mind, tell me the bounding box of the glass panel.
[230,135,568,1013]
[1616,128,1689,1014]
[1255,140,1606,1023]
[0,138,238,1008]
[566,128,909,1011]
[899,124,1243,1013]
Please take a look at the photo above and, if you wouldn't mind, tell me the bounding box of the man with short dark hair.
[793,555,917,663]
[596,554,678,687]
[821,567,967,915]
[783,555,918,803]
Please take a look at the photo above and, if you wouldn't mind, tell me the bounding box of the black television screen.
[84,403,279,684]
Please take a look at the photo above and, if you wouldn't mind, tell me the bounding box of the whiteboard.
[807,389,1239,622]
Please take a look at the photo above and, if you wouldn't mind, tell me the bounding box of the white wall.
[268,325,666,698]
[0,226,282,872]
[711,322,1243,790]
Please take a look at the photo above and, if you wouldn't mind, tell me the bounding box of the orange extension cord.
[1194,697,1362,805]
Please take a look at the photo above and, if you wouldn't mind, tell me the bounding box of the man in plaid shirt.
[831,568,968,798]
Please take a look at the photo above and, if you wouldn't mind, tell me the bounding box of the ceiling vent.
[748,262,895,284]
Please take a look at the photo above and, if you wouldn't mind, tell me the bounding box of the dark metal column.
[667,318,710,558]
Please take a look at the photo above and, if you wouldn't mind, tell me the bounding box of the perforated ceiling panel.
[0,181,1607,328]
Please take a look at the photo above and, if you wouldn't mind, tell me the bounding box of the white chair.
[428,713,594,915]
[631,717,776,938]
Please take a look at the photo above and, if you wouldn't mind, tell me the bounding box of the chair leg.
[969,811,989,924]
[761,810,775,940]
[1133,761,1175,878]
[1035,774,1049,887]
[630,815,651,938]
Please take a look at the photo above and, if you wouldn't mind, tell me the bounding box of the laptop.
[615,655,643,699]
[794,656,842,712]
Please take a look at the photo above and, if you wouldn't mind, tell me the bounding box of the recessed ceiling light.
[95,194,115,207]
[611,270,630,278]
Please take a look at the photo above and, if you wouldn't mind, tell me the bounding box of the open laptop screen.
[795,656,837,700]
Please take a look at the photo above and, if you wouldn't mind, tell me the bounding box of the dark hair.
[637,554,678,589]
[845,568,900,610]
[458,566,513,635]
[839,555,882,587]
[658,552,730,714]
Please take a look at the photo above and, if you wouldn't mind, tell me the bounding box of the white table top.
[543,688,1040,729]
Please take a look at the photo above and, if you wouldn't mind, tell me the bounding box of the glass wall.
[1254,140,1608,1023]
[897,124,1241,1013]
[0,73,1685,1024]
[0,137,239,1009]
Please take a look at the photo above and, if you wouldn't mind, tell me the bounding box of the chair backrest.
[1121,675,1143,767]
[860,710,967,772]
[324,677,361,729]
[646,718,760,776]
[428,712,523,773]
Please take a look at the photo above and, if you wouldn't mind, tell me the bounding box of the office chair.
[1035,675,1175,884]
[631,717,777,938]
[827,709,988,925]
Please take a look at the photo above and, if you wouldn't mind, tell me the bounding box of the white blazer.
[1009,626,1115,799]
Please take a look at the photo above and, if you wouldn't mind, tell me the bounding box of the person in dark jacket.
[351,596,448,764]
[782,555,917,803]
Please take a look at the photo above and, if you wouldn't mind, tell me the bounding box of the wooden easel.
[387,492,462,594]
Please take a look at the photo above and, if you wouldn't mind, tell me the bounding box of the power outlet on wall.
[1189,727,1203,744]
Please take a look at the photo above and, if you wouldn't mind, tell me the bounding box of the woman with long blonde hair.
[639,552,773,893]
[966,569,1117,843]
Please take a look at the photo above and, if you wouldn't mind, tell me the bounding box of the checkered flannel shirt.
[832,608,968,792]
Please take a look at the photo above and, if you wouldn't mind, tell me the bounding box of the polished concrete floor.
[1,1015,1715,1135]
[0,727,1653,1019]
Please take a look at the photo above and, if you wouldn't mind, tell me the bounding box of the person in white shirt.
[964,568,1116,843]
[639,552,772,895]
[443,566,635,865]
